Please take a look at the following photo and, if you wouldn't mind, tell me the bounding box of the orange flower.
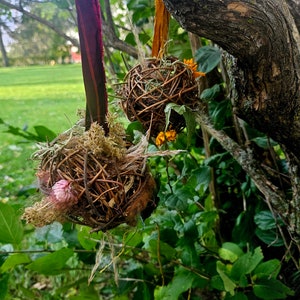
[183,58,206,78]
[155,130,177,146]
[155,132,166,147]
[165,129,177,142]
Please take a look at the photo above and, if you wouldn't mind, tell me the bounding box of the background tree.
[0,0,139,64]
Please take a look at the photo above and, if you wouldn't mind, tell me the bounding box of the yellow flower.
[165,129,177,142]
[155,132,166,147]
[183,58,206,78]
[155,130,177,146]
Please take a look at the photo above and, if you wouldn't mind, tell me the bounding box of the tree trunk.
[0,26,9,67]
[163,0,300,161]
[163,0,300,239]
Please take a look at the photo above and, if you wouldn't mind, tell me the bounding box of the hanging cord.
[151,0,170,58]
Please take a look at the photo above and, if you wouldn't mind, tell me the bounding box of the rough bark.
[163,0,300,160]
[287,0,300,32]
[163,0,300,239]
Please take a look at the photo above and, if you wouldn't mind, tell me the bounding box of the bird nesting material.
[22,118,157,232]
[120,56,201,135]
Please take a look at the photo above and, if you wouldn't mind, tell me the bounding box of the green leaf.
[231,247,263,281]
[124,32,136,46]
[226,292,248,300]
[134,281,152,300]
[210,275,224,291]
[251,136,277,149]
[209,99,231,129]
[190,165,211,192]
[35,222,63,244]
[178,238,200,268]
[165,185,194,211]
[200,84,220,101]
[253,259,281,279]
[219,242,244,263]
[69,283,99,300]
[216,261,236,296]
[148,239,176,261]
[183,109,196,146]
[0,202,23,245]
[255,228,284,247]
[253,278,294,299]
[164,103,186,131]
[1,254,31,273]
[195,46,222,73]
[77,226,101,250]
[0,273,9,300]
[33,125,56,142]
[254,211,282,230]
[154,267,195,300]
[124,230,143,249]
[126,121,144,142]
[26,248,73,275]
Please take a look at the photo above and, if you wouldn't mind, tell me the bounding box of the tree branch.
[101,0,138,58]
[194,111,295,232]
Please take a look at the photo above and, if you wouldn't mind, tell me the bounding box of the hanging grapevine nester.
[120,0,205,137]
[22,0,157,232]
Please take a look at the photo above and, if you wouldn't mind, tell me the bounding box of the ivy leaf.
[254,211,283,230]
[77,226,101,250]
[251,136,277,149]
[255,228,284,247]
[253,278,294,299]
[0,203,23,245]
[164,103,186,131]
[148,239,176,261]
[26,248,74,275]
[69,283,99,300]
[216,261,236,296]
[190,165,211,192]
[230,247,263,281]
[154,267,195,300]
[0,273,9,300]
[35,222,63,244]
[0,254,31,273]
[219,242,244,263]
[164,103,196,145]
[200,84,220,101]
[33,125,56,142]
[195,46,222,73]
[165,185,194,211]
[253,259,281,279]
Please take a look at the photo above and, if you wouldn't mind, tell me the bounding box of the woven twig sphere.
[121,57,199,135]
[22,121,157,232]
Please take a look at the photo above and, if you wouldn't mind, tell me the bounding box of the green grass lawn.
[0,64,86,202]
